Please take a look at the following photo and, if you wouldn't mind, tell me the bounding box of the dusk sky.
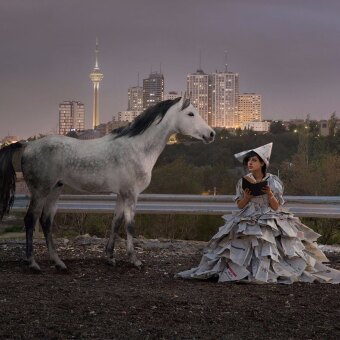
[1,0,340,138]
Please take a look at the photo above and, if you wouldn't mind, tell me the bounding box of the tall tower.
[89,39,104,129]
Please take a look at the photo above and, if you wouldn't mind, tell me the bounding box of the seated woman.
[176,143,340,284]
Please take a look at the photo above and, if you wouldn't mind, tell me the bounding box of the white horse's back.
[23,135,119,193]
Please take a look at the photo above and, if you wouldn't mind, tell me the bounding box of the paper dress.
[176,173,340,284]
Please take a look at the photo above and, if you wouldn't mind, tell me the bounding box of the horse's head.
[173,97,215,144]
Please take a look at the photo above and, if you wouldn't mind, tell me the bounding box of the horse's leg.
[24,195,45,271]
[123,194,142,268]
[40,187,66,270]
[105,194,124,266]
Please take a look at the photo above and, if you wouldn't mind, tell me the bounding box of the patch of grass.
[301,218,340,245]
[0,213,25,235]
[135,214,220,241]
[3,225,24,233]
[54,213,227,241]
[53,213,340,245]
[54,213,113,238]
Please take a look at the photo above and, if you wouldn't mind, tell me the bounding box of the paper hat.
[234,142,273,166]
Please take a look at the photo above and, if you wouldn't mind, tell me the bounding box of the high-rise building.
[128,86,143,111]
[113,110,141,123]
[143,72,164,109]
[164,91,181,101]
[211,71,239,128]
[59,101,85,135]
[89,39,104,128]
[238,93,262,127]
[187,69,210,124]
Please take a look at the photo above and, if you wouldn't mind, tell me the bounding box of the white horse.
[0,97,215,271]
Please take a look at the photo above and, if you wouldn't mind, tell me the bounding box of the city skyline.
[1,0,340,138]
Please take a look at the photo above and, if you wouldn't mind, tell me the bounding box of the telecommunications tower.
[89,38,104,128]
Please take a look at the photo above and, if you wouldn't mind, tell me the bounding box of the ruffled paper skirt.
[176,206,340,284]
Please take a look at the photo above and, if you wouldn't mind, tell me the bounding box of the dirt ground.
[0,236,340,340]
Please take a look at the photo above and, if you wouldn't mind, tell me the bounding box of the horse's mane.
[111,97,181,139]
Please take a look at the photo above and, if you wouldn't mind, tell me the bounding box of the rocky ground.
[0,235,340,339]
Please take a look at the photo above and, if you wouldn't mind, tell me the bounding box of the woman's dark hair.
[243,151,267,176]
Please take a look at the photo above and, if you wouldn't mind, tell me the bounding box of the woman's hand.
[244,188,253,200]
[237,188,253,209]
[261,185,273,197]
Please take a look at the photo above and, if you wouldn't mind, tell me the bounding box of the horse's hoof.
[55,263,68,271]
[29,263,42,273]
[134,260,143,270]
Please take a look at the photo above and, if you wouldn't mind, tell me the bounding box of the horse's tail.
[0,142,25,221]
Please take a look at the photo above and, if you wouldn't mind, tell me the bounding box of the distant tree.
[234,128,243,137]
[328,112,337,137]
[216,128,232,139]
[282,153,340,195]
[146,158,205,194]
[281,112,339,195]
[269,121,287,134]
[0,142,10,149]
[309,121,320,136]
[201,163,237,195]
[27,133,46,141]
[288,123,298,132]
[175,133,194,143]
[158,131,301,171]
[66,130,79,139]
[149,132,339,195]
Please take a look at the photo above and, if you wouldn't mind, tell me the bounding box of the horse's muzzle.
[202,130,215,144]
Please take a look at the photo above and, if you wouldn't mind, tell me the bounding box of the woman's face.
[247,156,264,173]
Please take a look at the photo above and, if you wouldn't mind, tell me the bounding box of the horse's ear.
[181,97,190,111]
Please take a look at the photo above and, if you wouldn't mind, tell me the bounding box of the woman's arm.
[237,188,253,209]
[268,194,279,210]
[262,186,280,210]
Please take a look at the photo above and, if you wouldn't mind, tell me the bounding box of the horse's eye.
[188,112,194,117]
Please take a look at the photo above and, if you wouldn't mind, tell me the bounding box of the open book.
[242,176,268,196]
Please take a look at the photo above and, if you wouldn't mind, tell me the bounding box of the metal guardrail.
[12,194,340,218]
